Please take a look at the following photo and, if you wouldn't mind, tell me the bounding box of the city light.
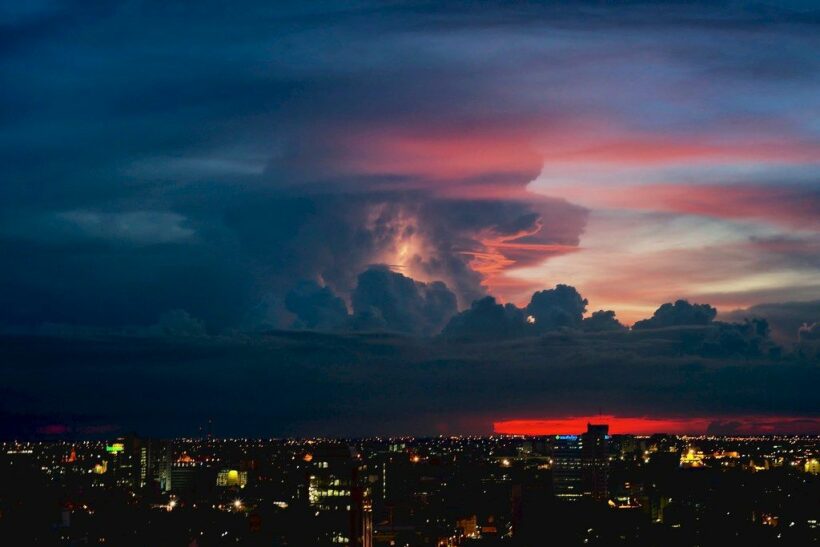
[3,3,818,545]
[105,443,124,454]
[1,434,819,544]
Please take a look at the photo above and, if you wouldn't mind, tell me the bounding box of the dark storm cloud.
[0,329,816,438]
[0,234,253,331]
[582,310,627,332]
[526,285,588,331]
[0,184,580,332]
[285,280,349,330]
[444,285,605,338]
[267,266,461,335]
[441,293,775,362]
[633,300,718,330]
[351,266,457,335]
[218,191,581,322]
[720,300,820,344]
[442,297,528,340]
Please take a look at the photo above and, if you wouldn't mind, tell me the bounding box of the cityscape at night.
[1,0,819,545]
[2,429,819,545]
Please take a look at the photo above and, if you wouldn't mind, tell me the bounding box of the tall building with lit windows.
[307,444,373,547]
[553,424,610,502]
[552,435,583,500]
[135,438,169,490]
[104,436,168,491]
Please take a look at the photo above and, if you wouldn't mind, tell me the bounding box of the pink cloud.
[544,182,818,228]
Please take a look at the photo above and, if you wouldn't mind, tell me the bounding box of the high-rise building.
[552,435,583,501]
[552,424,611,502]
[102,436,168,490]
[581,423,609,501]
[135,438,170,489]
[307,443,373,547]
[104,438,134,488]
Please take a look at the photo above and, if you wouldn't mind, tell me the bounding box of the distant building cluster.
[1,429,818,545]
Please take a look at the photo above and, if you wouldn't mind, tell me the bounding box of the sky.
[1,1,819,437]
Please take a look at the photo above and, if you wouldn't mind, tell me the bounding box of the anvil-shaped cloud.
[0,0,818,333]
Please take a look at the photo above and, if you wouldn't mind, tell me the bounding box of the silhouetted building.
[581,423,609,501]
[308,443,373,547]
[168,455,215,498]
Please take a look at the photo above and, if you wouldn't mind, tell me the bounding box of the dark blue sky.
[1,1,818,437]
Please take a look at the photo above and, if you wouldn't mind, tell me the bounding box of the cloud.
[282,269,461,335]
[797,322,819,360]
[526,284,588,331]
[31,309,208,338]
[1,329,816,438]
[633,300,717,330]
[439,288,782,360]
[441,296,528,339]
[55,211,195,244]
[151,309,207,337]
[700,319,777,359]
[800,322,819,341]
[442,284,593,339]
[582,310,626,332]
[285,280,349,330]
[163,188,585,331]
[0,0,817,345]
[720,300,820,344]
[351,266,457,335]
[532,177,820,230]
[1,210,195,245]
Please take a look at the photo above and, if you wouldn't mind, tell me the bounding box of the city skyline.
[2,432,818,545]
[3,3,819,545]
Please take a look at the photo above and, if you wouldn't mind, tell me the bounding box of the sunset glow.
[494,416,820,436]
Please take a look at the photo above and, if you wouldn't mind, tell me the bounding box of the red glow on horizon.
[494,415,820,435]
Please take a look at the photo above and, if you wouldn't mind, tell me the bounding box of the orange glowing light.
[493,415,820,435]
